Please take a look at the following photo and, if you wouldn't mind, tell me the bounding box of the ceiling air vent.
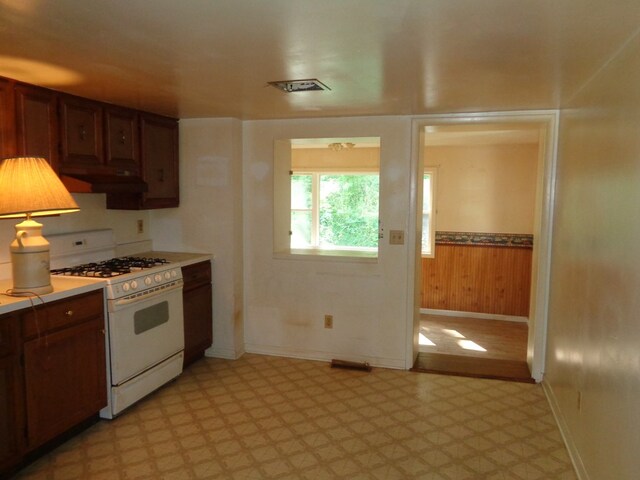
[268,78,330,93]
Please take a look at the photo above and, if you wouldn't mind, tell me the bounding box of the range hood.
[61,173,148,194]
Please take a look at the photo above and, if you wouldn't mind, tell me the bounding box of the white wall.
[242,116,413,368]
[150,118,244,359]
[545,31,640,480]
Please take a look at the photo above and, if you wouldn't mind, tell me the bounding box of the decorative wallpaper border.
[435,231,533,248]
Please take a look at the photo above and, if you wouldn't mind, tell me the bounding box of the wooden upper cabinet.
[1,75,179,209]
[140,113,179,208]
[59,95,104,172]
[105,106,139,174]
[0,78,16,158]
[15,84,59,170]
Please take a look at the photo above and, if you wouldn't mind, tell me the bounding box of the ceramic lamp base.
[10,219,53,295]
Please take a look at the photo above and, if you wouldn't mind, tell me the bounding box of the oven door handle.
[110,280,183,309]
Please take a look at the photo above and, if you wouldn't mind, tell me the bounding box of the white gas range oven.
[48,229,184,419]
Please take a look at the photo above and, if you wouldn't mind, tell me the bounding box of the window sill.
[274,248,378,263]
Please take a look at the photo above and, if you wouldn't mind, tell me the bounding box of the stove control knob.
[171,270,177,278]
[144,276,152,286]
[164,272,171,280]
[122,282,130,292]
[131,280,138,290]
[154,274,162,283]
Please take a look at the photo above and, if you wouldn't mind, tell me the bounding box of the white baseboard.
[206,345,244,360]
[244,343,406,370]
[542,381,588,480]
[420,308,528,323]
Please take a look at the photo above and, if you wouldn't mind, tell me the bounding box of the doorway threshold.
[411,352,535,383]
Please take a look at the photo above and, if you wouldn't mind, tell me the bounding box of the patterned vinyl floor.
[14,354,577,480]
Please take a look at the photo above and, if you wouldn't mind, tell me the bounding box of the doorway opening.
[407,113,558,382]
[413,314,533,382]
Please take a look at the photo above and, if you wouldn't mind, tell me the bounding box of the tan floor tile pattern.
[14,354,577,479]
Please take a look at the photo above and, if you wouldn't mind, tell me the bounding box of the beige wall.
[292,147,379,171]
[151,118,244,359]
[243,116,412,368]
[425,143,538,234]
[545,31,640,480]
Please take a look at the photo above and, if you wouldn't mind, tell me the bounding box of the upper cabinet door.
[140,113,179,208]
[0,79,16,159]
[59,95,104,172]
[15,84,58,170]
[105,106,139,174]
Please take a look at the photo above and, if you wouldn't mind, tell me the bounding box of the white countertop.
[0,251,212,316]
[0,277,106,316]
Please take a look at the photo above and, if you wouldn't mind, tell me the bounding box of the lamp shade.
[0,157,79,218]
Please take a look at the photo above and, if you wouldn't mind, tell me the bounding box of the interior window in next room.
[422,168,437,257]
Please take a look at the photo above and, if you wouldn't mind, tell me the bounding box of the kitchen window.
[274,137,380,258]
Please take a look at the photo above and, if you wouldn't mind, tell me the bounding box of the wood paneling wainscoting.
[422,243,532,316]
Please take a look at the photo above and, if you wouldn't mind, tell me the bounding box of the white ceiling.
[1,0,638,120]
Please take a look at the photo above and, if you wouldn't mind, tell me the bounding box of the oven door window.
[134,301,169,334]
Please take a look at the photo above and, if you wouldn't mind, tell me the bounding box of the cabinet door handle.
[119,130,126,144]
[79,125,86,141]
[65,310,74,317]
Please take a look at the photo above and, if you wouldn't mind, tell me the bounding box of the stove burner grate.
[51,256,170,278]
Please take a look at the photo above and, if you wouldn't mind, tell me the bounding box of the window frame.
[273,137,381,261]
[290,169,380,253]
[422,167,437,258]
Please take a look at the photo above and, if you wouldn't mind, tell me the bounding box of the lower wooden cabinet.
[182,261,213,367]
[0,314,24,474]
[24,317,106,450]
[0,289,107,477]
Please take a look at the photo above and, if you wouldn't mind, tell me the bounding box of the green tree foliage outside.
[319,175,379,248]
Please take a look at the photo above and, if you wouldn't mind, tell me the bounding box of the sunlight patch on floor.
[420,324,488,354]
[419,332,436,346]
[457,339,487,352]
[443,328,465,338]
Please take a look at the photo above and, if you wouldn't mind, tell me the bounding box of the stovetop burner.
[51,256,170,278]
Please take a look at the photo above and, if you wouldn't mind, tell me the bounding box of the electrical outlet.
[137,219,144,234]
[389,230,404,245]
[324,314,333,329]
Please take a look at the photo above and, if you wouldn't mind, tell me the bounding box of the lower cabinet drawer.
[22,290,104,339]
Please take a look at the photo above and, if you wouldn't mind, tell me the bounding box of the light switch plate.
[389,230,404,245]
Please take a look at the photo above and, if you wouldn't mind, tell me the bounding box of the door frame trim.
[406,110,559,381]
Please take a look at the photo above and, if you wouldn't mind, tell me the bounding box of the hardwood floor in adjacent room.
[412,314,534,383]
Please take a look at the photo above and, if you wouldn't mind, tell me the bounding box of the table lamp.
[0,157,80,294]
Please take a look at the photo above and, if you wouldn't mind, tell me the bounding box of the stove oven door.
[107,286,184,386]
